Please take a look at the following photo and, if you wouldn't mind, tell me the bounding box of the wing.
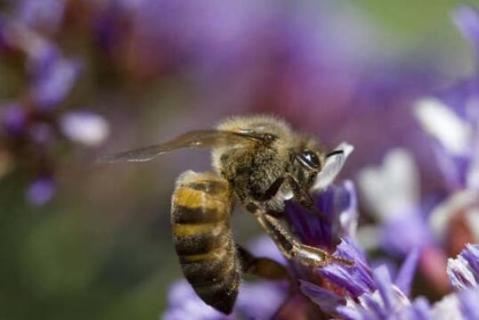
[99,129,270,163]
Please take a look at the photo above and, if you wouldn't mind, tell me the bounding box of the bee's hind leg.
[236,246,290,281]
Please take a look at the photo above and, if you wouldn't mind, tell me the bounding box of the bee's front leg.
[253,211,353,268]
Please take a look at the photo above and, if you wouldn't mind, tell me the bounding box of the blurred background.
[0,0,478,319]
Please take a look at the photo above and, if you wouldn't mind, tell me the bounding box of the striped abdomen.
[171,170,240,314]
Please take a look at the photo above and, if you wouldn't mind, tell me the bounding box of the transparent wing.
[99,129,267,163]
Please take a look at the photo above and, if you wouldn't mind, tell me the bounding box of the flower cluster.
[0,0,109,205]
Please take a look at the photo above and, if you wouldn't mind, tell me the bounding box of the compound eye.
[298,150,321,169]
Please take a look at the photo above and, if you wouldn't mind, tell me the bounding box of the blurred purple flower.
[163,276,287,319]
[358,149,435,256]
[2,104,28,136]
[454,5,479,64]
[60,111,110,146]
[28,45,82,110]
[247,235,285,265]
[163,280,223,320]
[15,0,66,34]
[414,96,478,191]
[0,4,109,205]
[26,176,56,205]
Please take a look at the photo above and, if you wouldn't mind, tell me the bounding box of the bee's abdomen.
[171,171,240,314]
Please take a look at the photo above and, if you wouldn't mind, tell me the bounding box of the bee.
[101,115,353,314]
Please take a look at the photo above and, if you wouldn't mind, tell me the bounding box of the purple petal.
[299,280,343,313]
[338,180,358,238]
[395,247,420,296]
[458,287,479,320]
[461,244,479,276]
[336,306,363,320]
[284,197,331,248]
[403,297,432,320]
[26,176,55,205]
[372,265,394,311]
[284,181,358,249]
[360,293,385,319]
[447,244,479,290]
[320,237,375,297]
[432,142,470,190]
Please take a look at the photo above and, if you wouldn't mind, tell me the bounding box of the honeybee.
[101,115,353,314]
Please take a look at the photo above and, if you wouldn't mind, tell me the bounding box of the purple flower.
[401,297,433,320]
[287,180,420,317]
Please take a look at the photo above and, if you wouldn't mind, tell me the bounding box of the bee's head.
[291,139,353,194]
[290,139,325,190]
